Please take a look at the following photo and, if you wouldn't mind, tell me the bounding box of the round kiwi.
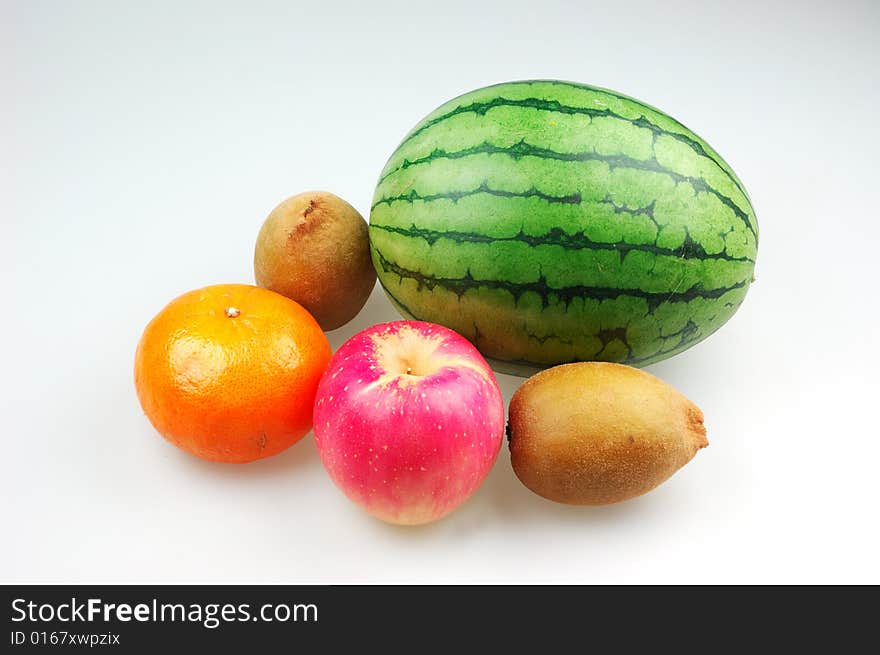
[254,191,376,330]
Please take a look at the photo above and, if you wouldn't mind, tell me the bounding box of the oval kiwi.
[508,362,708,505]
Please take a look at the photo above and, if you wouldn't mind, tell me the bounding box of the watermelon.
[368,80,757,375]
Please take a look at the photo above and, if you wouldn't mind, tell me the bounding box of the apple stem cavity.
[371,326,447,384]
[225,307,241,318]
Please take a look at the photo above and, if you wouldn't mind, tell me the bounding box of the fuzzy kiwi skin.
[508,362,708,505]
[254,191,376,331]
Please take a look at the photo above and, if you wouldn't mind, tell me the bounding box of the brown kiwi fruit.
[254,191,376,331]
[508,362,708,505]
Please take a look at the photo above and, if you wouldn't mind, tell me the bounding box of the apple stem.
[406,366,412,375]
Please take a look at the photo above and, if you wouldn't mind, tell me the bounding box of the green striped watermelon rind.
[369,79,757,373]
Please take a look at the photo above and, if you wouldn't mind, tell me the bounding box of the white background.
[4,0,879,583]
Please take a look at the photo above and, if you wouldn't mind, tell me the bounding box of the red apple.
[313,321,505,525]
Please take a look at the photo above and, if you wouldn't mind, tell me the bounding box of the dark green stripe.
[373,182,582,208]
[595,325,634,360]
[378,264,721,368]
[377,278,732,369]
[483,317,703,369]
[626,321,700,366]
[373,248,749,312]
[509,79,744,192]
[369,222,755,264]
[374,143,756,238]
[627,301,744,366]
[376,276,418,319]
[396,84,746,199]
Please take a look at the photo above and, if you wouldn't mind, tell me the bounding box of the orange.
[134,284,332,463]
